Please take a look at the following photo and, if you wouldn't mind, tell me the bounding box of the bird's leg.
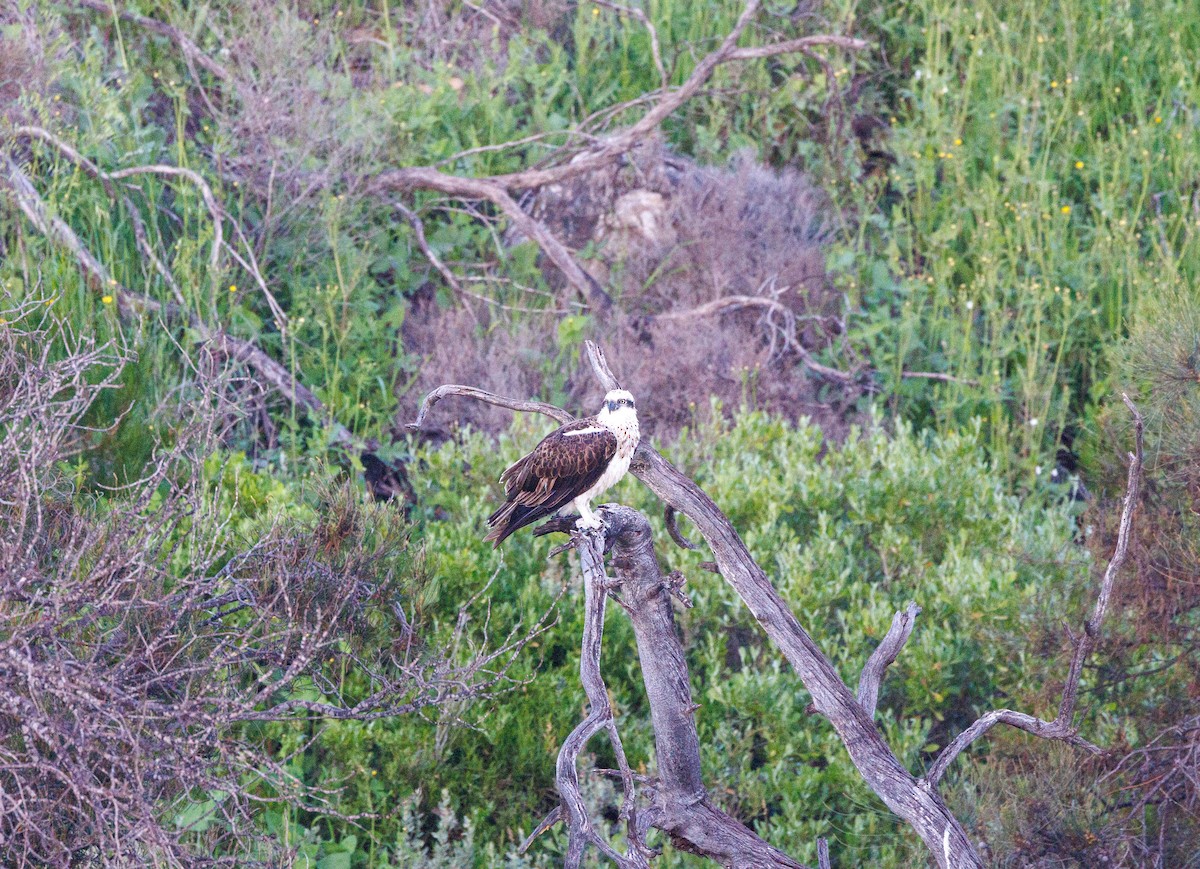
[573,497,604,531]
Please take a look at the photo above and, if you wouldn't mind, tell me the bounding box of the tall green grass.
[836,0,1200,476]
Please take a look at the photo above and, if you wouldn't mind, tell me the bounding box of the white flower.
[1035,465,1043,476]
[1028,417,1039,427]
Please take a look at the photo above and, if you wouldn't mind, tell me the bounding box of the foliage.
[277,411,1081,866]
[4,0,1200,864]
[832,0,1200,478]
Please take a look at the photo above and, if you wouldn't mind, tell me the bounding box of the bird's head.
[598,389,637,426]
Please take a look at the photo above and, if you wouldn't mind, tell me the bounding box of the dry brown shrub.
[400,144,862,439]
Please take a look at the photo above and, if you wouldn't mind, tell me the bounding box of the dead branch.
[664,505,700,551]
[409,384,575,430]
[413,344,983,866]
[393,201,468,305]
[550,526,649,868]
[369,169,614,312]
[857,601,921,720]
[924,395,1144,786]
[370,1,868,312]
[652,294,859,383]
[573,341,985,866]
[528,507,811,868]
[374,2,867,196]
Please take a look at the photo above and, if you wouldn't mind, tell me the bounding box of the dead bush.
[399,144,860,439]
[0,303,544,866]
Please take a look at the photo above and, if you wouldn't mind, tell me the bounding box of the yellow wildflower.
[1075,160,1084,169]
[102,295,114,304]
[1061,205,1071,215]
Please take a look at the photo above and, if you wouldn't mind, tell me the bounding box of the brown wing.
[484,419,617,547]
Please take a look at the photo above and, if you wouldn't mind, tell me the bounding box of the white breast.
[580,419,639,502]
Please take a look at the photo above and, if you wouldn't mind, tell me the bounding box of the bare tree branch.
[415,343,986,867]
[857,601,921,720]
[529,508,812,867]
[373,2,868,196]
[924,395,1144,786]
[369,1,869,313]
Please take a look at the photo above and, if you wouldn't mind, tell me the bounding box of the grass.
[835,0,1200,479]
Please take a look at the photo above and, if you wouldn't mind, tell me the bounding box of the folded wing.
[485,420,617,546]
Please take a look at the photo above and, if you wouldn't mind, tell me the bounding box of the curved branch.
[665,505,701,551]
[369,3,869,316]
[580,345,984,867]
[407,384,574,431]
[374,3,868,196]
[71,0,237,87]
[857,602,921,720]
[924,396,1144,786]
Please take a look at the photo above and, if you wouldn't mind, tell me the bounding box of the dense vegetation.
[2,0,1198,865]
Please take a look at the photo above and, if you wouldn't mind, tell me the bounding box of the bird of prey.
[484,390,640,547]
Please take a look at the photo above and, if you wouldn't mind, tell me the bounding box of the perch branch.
[857,601,921,720]
[532,508,811,867]
[578,340,984,867]
[412,342,987,867]
[544,526,647,868]
[924,395,1144,786]
[602,506,810,868]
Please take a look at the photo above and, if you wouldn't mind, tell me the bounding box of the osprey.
[484,390,640,547]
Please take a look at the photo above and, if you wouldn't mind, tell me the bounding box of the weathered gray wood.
[601,506,807,868]
[579,341,982,866]
[413,348,1145,869]
[858,602,921,720]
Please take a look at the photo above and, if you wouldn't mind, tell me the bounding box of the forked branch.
[924,395,1144,786]
[528,509,809,868]
[414,343,982,867]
